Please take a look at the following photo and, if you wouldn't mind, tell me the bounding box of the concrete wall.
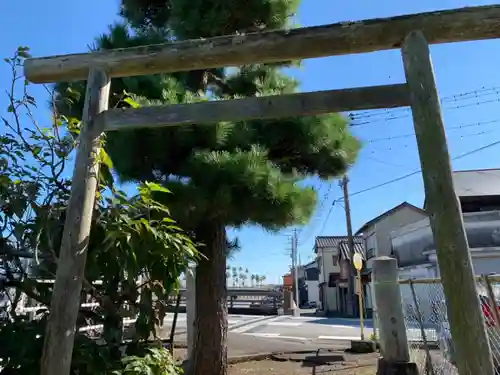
[471,257,500,275]
[306,280,320,305]
[428,248,500,277]
[398,251,500,325]
[320,283,338,311]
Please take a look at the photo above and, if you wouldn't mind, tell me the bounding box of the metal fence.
[398,275,500,375]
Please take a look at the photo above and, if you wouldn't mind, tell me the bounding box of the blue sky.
[2,0,500,284]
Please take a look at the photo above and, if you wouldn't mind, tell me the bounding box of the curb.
[178,349,350,365]
[228,349,347,365]
[228,353,273,364]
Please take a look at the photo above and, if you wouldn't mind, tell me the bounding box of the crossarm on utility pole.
[40,68,110,375]
[401,30,494,375]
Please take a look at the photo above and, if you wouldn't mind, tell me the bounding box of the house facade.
[304,261,320,307]
[391,168,500,323]
[392,168,500,270]
[293,261,321,307]
[355,202,428,316]
[393,211,500,323]
[314,236,363,316]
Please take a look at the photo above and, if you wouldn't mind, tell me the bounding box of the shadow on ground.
[271,349,377,375]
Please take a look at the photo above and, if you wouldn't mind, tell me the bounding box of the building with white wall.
[355,202,428,316]
[314,236,364,316]
[391,169,500,323]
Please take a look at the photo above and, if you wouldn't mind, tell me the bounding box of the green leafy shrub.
[116,346,182,375]
[0,47,192,375]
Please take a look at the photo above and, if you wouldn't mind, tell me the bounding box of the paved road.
[159,313,272,335]
[160,313,439,344]
[229,315,375,342]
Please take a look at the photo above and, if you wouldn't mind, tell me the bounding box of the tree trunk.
[192,222,228,375]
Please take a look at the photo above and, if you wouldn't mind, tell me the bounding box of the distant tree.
[239,272,247,287]
[260,275,267,286]
[231,267,238,287]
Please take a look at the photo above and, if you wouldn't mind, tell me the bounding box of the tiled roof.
[314,236,363,250]
[338,241,365,260]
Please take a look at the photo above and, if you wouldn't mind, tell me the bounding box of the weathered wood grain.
[24,5,500,83]
[100,84,410,131]
[40,69,110,375]
[402,30,495,375]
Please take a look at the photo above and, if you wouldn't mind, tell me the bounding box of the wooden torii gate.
[24,5,500,375]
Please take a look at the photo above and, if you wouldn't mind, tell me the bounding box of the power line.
[350,138,500,198]
[362,118,500,144]
[296,86,500,246]
[296,180,335,240]
[350,93,500,126]
[298,137,500,245]
[298,198,340,246]
[362,127,500,156]
[349,86,500,123]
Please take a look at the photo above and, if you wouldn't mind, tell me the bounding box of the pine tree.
[54,1,360,374]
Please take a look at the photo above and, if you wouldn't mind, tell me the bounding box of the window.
[366,233,376,252]
[366,248,375,259]
[332,254,338,266]
[328,273,339,287]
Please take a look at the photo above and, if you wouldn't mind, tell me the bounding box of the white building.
[391,168,500,323]
[314,236,364,316]
[355,202,428,317]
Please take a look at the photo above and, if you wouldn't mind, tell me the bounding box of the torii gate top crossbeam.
[24,5,500,84]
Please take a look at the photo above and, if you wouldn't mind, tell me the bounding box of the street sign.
[353,252,363,271]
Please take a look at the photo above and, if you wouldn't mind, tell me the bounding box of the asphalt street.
[159,313,439,344]
[160,313,376,342]
[157,313,271,335]
[231,315,375,342]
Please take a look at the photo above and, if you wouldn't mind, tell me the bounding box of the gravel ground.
[173,348,378,375]
[228,360,376,375]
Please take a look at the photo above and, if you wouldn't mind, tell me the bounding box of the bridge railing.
[1,280,282,335]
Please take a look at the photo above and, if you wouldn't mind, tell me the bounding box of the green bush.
[117,346,182,375]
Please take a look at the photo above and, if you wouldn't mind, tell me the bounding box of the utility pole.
[291,229,300,316]
[340,175,356,317]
